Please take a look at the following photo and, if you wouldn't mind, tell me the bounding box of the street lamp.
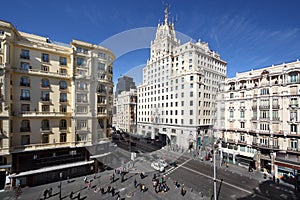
[59,172,63,200]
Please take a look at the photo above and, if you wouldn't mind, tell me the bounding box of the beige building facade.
[216,60,300,184]
[0,20,114,187]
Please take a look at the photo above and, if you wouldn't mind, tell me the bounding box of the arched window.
[41,119,50,130]
[41,79,50,87]
[59,81,67,90]
[59,119,67,130]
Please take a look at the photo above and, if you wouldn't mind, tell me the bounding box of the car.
[169,161,178,167]
[157,159,168,168]
[151,162,164,172]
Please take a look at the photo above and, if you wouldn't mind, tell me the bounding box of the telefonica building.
[137,6,227,150]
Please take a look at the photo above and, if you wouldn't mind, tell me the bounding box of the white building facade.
[137,6,227,150]
[115,89,137,133]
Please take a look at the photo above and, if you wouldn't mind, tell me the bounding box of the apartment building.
[114,89,137,133]
[216,60,300,185]
[0,20,114,188]
[137,6,227,150]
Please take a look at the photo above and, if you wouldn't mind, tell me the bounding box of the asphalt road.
[163,154,298,200]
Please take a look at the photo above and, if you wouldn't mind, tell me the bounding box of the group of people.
[152,175,170,193]
[43,187,52,199]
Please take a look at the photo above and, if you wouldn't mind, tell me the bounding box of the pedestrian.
[134,178,137,188]
[48,187,52,197]
[273,175,275,182]
[140,183,143,191]
[101,187,105,194]
[84,176,87,183]
[226,162,229,168]
[116,194,120,200]
[140,172,144,179]
[43,189,48,200]
[111,186,115,196]
[77,192,80,200]
[69,191,73,200]
[87,180,91,190]
[181,184,186,196]
[107,185,111,193]
[141,184,146,192]
[277,178,280,184]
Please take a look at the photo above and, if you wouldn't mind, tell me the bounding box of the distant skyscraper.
[115,75,136,97]
[137,5,227,150]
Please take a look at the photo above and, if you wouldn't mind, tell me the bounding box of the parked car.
[151,162,165,172]
[157,159,168,168]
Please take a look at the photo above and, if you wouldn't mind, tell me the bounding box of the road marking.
[181,165,253,194]
[164,158,192,176]
[181,165,271,199]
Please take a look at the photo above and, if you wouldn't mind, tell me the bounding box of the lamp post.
[59,172,62,200]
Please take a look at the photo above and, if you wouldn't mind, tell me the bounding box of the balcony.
[20,82,30,87]
[59,126,67,131]
[20,127,31,132]
[40,97,51,102]
[289,103,298,109]
[20,96,30,101]
[59,99,68,103]
[14,111,71,117]
[259,105,270,110]
[237,140,247,145]
[12,67,69,79]
[272,104,280,109]
[20,55,30,60]
[97,89,107,94]
[287,147,299,152]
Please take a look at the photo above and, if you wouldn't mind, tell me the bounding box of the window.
[290,139,298,150]
[77,120,87,130]
[41,65,49,72]
[261,88,269,95]
[21,62,30,70]
[98,62,105,70]
[291,124,297,133]
[290,111,297,121]
[42,105,50,112]
[240,122,245,129]
[273,110,279,120]
[60,105,67,113]
[20,120,30,132]
[41,79,50,87]
[41,91,50,101]
[190,101,193,106]
[41,120,50,130]
[20,49,30,59]
[21,104,30,112]
[240,134,245,142]
[76,57,86,66]
[20,76,30,87]
[20,89,30,100]
[190,76,194,81]
[42,134,49,143]
[230,93,234,98]
[60,93,67,102]
[59,57,67,66]
[59,119,67,130]
[59,81,67,90]
[60,133,67,142]
[190,110,193,115]
[42,53,49,62]
[290,73,298,83]
[21,135,30,145]
[240,111,245,118]
[190,91,193,97]
[77,94,87,103]
[229,111,234,118]
[189,119,193,124]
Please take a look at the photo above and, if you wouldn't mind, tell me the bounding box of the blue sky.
[2,0,300,85]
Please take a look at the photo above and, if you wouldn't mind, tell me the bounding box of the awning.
[236,155,253,162]
[90,152,111,159]
[8,160,94,178]
[275,160,300,171]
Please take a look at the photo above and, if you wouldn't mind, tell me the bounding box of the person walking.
[116,194,121,200]
[181,184,186,196]
[112,173,115,182]
[111,186,115,196]
[69,191,73,200]
[134,178,137,188]
[87,180,91,190]
[43,189,48,200]
[48,187,52,197]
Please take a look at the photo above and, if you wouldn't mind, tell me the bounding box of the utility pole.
[213,143,217,200]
